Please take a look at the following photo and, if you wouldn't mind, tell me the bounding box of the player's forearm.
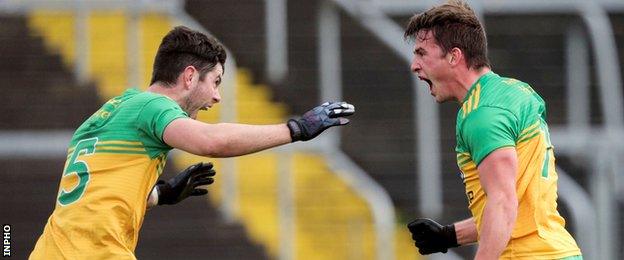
[454,218,478,245]
[475,195,517,259]
[200,123,292,157]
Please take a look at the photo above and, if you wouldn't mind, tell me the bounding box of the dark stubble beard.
[181,86,201,115]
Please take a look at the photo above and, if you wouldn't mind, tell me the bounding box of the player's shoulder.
[480,72,529,97]
[478,72,539,110]
[119,89,181,114]
[125,89,167,104]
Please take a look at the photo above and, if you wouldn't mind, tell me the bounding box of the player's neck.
[455,67,491,102]
[147,83,186,105]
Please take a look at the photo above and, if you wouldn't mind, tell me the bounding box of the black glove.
[407,218,459,255]
[156,162,216,205]
[287,101,355,142]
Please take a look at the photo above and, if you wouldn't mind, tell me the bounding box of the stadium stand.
[0,14,100,258]
[0,15,99,130]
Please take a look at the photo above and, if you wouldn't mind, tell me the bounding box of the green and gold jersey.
[455,72,581,259]
[30,88,188,260]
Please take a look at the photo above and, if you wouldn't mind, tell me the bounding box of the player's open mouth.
[199,106,208,111]
[419,77,433,90]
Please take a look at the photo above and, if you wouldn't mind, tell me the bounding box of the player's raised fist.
[287,101,355,142]
[407,218,459,255]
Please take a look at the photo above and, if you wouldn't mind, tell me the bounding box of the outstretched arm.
[164,120,291,158]
[163,102,355,157]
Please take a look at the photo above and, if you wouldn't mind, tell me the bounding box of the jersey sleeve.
[460,106,519,165]
[137,97,188,146]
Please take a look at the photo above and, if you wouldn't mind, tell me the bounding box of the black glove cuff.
[156,181,172,205]
[443,224,460,248]
[287,119,303,142]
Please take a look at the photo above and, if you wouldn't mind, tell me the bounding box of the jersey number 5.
[57,138,98,206]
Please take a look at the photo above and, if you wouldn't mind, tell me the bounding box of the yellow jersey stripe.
[518,126,540,141]
[95,149,148,155]
[517,131,541,144]
[466,94,473,114]
[68,140,144,154]
[472,84,481,110]
[520,121,540,136]
[95,146,146,152]
[96,144,145,149]
[98,140,143,146]
[457,153,472,166]
[458,157,472,166]
[462,84,481,118]
[457,152,470,159]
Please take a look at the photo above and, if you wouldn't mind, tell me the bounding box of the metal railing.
[266,0,288,84]
[0,0,185,86]
[268,138,397,260]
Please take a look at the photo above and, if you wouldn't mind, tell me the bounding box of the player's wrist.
[156,180,175,205]
[147,185,160,208]
[442,224,460,248]
[287,119,303,142]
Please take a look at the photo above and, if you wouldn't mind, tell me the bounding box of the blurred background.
[1,0,623,259]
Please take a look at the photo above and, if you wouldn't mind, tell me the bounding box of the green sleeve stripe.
[456,153,471,165]
[518,128,540,141]
[96,144,145,149]
[458,160,473,168]
[68,146,146,155]
[517,131,541,144]
[541,148,551,178]
[520,121,540,134]
[458,157,472,166]
[519,121,540,137]
[457,152,470,158]
[68,142,145,152]
[98,141,142,146]
[95,149,149,155]
[66,148,91,157]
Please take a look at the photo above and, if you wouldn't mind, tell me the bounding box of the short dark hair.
[150,26,227,87]
[404,0,490,69]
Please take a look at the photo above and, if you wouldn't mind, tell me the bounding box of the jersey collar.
[462,71,497,104]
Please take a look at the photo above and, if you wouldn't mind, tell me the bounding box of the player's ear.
[449,47,462,66]
[182,66,197,89]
